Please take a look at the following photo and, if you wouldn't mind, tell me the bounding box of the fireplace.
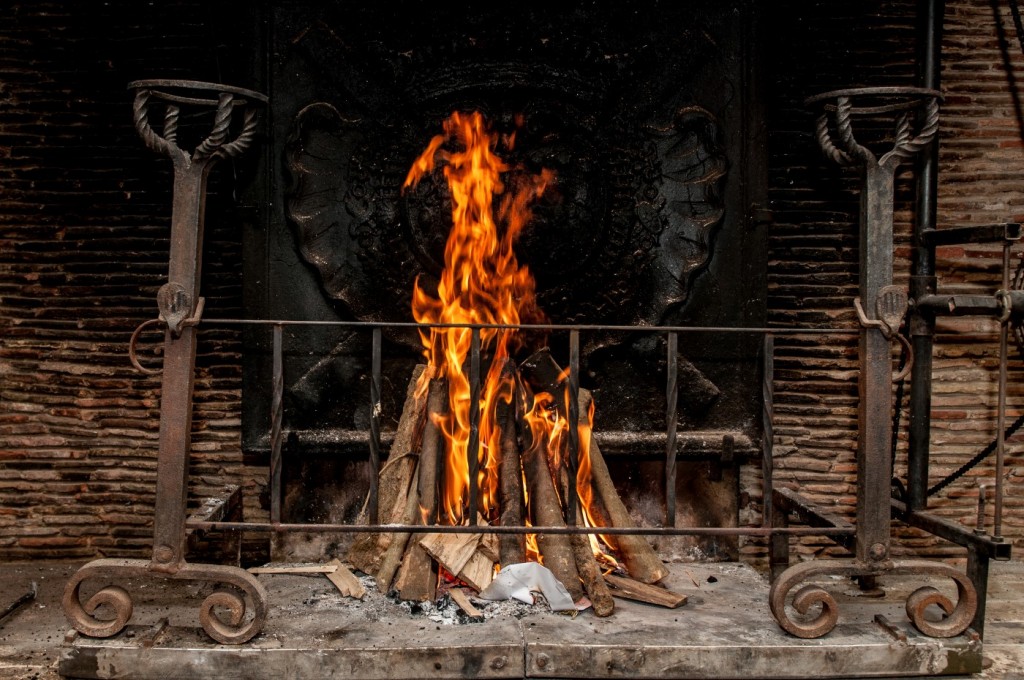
[57,2,1009,677]
[242,0,767,563]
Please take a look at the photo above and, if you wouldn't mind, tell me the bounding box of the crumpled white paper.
[478,563,576,612]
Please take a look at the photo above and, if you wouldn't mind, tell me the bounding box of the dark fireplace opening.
[241,0,767,563]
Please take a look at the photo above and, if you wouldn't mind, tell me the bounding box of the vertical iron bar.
[907,311,935,512]
[857,162,898,564]
[975,483,989,535]
[150,161,211,572]
[665,332,679,527]
[762,334,775,528]
[467,328,481,526]
[270,324,283,526]
[995,242,1010,540]
[566,330,580,526]
[368,327,382,523]
[908,0,944,512]
[769,496,790,583]
[966,545,990,639]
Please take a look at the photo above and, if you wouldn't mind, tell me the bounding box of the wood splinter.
[604,574,687,609]
[449,588,484,622]
[326,559,366,599]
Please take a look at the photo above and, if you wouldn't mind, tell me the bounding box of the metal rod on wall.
[468,328,481,526]
[368,327,382,523]
[665,332,679,527]
[566,330,580,526]
[994,242,1010,540]
[762,334,775,528]
[270,323,284,525]
[907,0,944,512]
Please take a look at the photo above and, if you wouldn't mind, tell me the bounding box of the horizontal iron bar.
[891,499,1012,559]
[773,488,854,529]
[186,520,856,538]
[597,430,756,458]
[203,318,859,335]
[247,428,757,459]
[922,223,1021,246]
[915,292,1024,317]
[774,487,855,551]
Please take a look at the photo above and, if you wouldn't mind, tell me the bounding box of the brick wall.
[0,1,1021,564]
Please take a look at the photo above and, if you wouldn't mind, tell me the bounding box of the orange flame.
[522,387,618,566]
[576,398,619,568]
[403,111,551,525]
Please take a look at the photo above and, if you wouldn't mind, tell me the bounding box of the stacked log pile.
[346,350,673,617]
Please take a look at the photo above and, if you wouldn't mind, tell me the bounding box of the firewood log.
[375,460,421,593]
[347,366,428,574]
[395,539,437,602]
[521,424,584,601]
[389,365,431,469]
[569,522,615,616]
[604,574,687,608]
[418,377,447,521]
[497,373,526,566]
[419,530,481,576]
[395,377,447,601]
[580,388,668,584]
[456,549,495,592]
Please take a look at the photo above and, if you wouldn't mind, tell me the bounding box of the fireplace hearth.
[58,2,1014,678]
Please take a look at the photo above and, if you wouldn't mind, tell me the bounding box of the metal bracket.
[994,289,1012,324]
[157,283,205,336]
[853,286,914,382]
[129,295,205,374]
[854,285,908,339]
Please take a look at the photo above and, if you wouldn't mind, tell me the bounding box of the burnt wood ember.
[347,368,426,574]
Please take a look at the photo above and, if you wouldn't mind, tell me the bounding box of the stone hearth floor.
[0,560,1021,679]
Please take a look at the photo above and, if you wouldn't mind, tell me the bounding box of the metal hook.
[129,318,165,375]
[853,288,913,382]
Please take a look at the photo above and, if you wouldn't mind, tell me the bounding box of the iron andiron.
[63,80,270,645]
[769,86,979,640]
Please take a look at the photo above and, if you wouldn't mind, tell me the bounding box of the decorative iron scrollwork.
[769,558,977,640]
[63,558,269,645]
[130,79,266,165]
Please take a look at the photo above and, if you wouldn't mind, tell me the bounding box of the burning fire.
[402,110,615,567]
[403,111,551,526]
[522,387,617,567]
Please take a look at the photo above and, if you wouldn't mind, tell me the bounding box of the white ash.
[391,586,538,624]
[270,570,545,625]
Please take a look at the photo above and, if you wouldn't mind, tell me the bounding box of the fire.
[576,398,618,568]
[402,110,616,568]
[403,111,551,525]
[522,388,617,566]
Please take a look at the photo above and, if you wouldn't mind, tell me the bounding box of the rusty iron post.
[907,0,944,513]
[806,87,939,565]
[131,80,268,574]
[765,87,976,641]
[63,80,270,645]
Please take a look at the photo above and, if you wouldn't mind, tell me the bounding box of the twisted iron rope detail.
[195,93,235,159]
